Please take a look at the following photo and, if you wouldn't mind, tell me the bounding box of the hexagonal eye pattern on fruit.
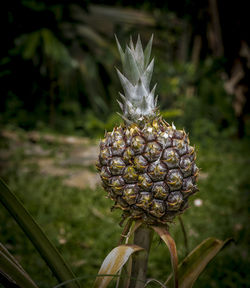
[99,147,111,165]
[137,192,152,210]
[111,128,124,141]
[131,135,145,154]
[124,129,132,145]
[100,166,111,184]
[157,131,172,147]
[138,173,153,190]
[182,177,194,198]
[108,188,117,200]
[173,139,187,155]
[161,213,175,223]
[165,127,174,138]
[148,161,167,181]
[167,191,183,211]
[179,200,189,211]
[109,157,126,175]
[123,147,134,163]
[192,164,199,177]
[123,184,138,205]
[111,139,126,156]
[116,196,129,209]
[180,156,193,177]
[152,181,169,199]
[128,124,140,136]
[110,176,125,195]
[167,169,183,191]
[173,129,185,139]
[123,166,138,183]
[150,199,165,218]
[130,205,144,217]
[162,148,179,169]
[142,124,157,141]
[152,119,161,130]
[134,155,148,172]
[144,141,162,162]
[187,145,195,161]
[100,132,111,148]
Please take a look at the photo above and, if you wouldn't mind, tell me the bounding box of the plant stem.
[129,225,153,288]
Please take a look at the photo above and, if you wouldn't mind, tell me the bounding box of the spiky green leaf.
[144,35,153,68]
[141,58,154,91]
[115,35,125,67]
[123,46,140,84]
[115,34,157,122]
[134,35,144,72]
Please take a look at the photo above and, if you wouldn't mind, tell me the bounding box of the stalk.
[129,225,153,288]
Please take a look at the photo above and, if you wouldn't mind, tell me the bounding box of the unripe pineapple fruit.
[97,35,199,225]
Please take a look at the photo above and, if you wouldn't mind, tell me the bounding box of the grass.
[0,132,249,288]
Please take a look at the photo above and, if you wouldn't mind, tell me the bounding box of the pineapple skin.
[97,117,199,225]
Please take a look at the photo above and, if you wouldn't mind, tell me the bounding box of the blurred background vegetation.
[0,0,249,287]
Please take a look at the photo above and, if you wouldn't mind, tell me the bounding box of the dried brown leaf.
[153,226,178,288]
[94,244,144,288]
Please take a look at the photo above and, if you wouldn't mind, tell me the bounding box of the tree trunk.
[208,0,224,57]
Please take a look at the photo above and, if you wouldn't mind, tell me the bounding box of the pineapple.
[97,35,199,225]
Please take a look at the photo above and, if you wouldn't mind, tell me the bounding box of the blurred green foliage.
[1,0,245,140]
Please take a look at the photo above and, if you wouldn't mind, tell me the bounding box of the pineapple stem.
[129,225,153,288]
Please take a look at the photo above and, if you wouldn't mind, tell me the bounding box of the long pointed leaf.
[115,34,125,66]
[0,179,80,288]
[0,243,26,273]
[134,35,144,73]
[0,250,38,288]
[165,237,233,288]
[115,256,132,288]
[153,226,178,288]
[116,220,142,288]
[124,46,140,84]
[94,244,144,288]
[144,35,153,68]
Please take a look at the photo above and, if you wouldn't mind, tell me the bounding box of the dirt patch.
[1,130,101,189]
[63,170,100,189]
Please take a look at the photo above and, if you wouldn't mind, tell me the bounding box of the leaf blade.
[153,226,178,288]
[166,237,233,288]
[0,178,80,288]
[0,249,39,288]
[94,244,144,288]
[144,35,153,68]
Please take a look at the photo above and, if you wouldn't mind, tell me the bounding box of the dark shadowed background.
[0,1,249,287]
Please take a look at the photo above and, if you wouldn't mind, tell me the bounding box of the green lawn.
[0,132,249,288]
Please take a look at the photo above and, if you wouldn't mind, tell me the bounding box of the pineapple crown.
[115,35,158,124]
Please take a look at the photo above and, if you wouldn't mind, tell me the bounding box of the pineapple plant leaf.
[153,226,178,288]
[0,242,39,288]
[165,237,233,288]
[0,178,80,288]
[94,244,144,288]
